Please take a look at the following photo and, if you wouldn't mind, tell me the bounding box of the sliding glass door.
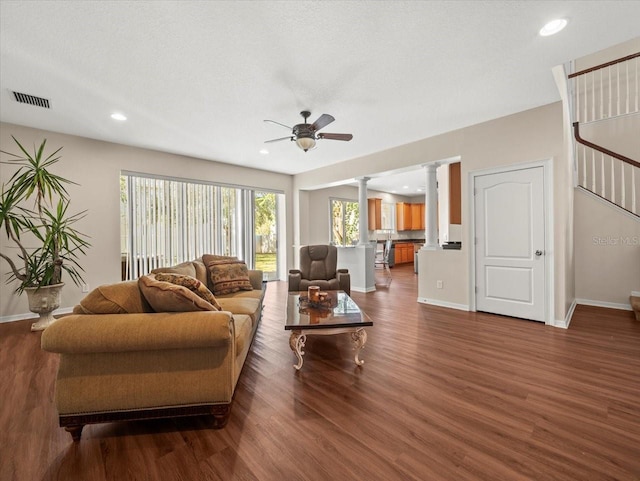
[254,191,279,281]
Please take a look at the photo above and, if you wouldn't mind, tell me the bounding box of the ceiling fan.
[264,111,353,152]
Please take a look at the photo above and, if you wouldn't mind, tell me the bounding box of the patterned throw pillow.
[203,257,253,295]
[138,274,219,312]
[154,272,221,310]
[202,254,238,265]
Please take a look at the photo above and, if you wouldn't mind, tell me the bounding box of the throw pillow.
[203,257,253,295]
[138,274,219,312]
[154,272,221,310]
[150,261,197,279]
[202,254,238,265]
[78,280,151,314]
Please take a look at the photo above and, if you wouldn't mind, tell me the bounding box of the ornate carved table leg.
[289,331,307,370]
[351,328,368,366]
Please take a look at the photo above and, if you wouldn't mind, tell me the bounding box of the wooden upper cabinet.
[397,202,426,231]
[449,162,461,224]
[410,203,425,230]
[368,198,382,230]
[396,202,412,231]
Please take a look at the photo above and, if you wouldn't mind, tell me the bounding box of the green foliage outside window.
[331,199,359,246]
[255,192,276,237]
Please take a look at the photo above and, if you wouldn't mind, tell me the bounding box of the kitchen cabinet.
[449,162,461,224]
[368,198,382,230]
[397,202,425,231]
[394,242,414,264]
[411,203,425,230]
[395,202,412,231]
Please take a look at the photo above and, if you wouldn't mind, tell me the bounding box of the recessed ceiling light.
[110,113,127,121]
[539,18,567,36]
[417,188,422,192]
[259,149,269,155]
[403,185,409,189]
[391,190,397,193]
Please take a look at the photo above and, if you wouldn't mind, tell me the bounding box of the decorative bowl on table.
[299,291,337,311]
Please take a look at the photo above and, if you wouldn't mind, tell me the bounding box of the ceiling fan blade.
[264,136,293,143]
[318,133,353,141]
[264,119,292,130]
[311,114,335,131]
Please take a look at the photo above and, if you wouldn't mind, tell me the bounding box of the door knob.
[535,250,543,256]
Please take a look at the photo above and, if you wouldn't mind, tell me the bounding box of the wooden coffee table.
[285,290,373,370]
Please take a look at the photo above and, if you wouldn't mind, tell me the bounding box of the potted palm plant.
[0,136,90,331]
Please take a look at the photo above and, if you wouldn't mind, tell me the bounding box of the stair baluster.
[569,52,639,219]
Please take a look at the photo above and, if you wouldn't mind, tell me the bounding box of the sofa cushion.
[77,280,151,314]
[215,289,264,301]
[154,273,222,310]
[138,274,218,312]
[203,257,253,295]
[191,260,210,285]
[233,314,253,356]
[150,261,197,279]
[217,298,261,327]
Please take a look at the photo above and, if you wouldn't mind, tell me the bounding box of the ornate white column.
[422,163,440,250]
[338,176,375,293]
[357,177,370,245]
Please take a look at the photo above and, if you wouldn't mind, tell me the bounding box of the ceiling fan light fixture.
[265,111,351,152]
[296,136,316,152]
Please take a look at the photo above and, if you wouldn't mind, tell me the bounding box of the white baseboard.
[417,297,469,311]
[554,299,577,329]
[575,298,632,311]
[0,306,73,324]
[352,286,377,293]
[631,291,640,297]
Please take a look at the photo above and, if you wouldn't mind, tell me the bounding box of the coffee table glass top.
[285,290,373,330]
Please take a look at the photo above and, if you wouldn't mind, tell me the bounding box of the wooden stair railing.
[569,52,639,218]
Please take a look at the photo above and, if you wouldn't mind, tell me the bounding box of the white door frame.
[468,159,555,325]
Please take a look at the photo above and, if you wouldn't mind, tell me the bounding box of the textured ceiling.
[1,1,639,190]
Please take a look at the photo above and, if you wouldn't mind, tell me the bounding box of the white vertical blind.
[121,174,253,280]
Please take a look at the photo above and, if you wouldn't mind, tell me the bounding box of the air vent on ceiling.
[12,91,50,108]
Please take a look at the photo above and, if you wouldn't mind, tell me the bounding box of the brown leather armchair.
[288,245,350,295]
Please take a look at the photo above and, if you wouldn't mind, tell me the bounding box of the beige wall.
[307,185,358,245]
[574,189,640,306]
[574,37,639,71]
[0,123,293,320]
[419,250,466,307]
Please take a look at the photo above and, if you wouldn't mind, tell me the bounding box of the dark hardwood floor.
[1,265,639,481]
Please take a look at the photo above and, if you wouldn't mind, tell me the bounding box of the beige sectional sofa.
[41,256,265,441]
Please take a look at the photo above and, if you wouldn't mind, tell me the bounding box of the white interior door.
[475,166,546,322]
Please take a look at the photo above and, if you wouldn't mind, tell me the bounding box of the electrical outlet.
[82,284,89,293]
[436,280,443,289]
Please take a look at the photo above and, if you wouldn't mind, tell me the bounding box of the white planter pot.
[25,283,65,331]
